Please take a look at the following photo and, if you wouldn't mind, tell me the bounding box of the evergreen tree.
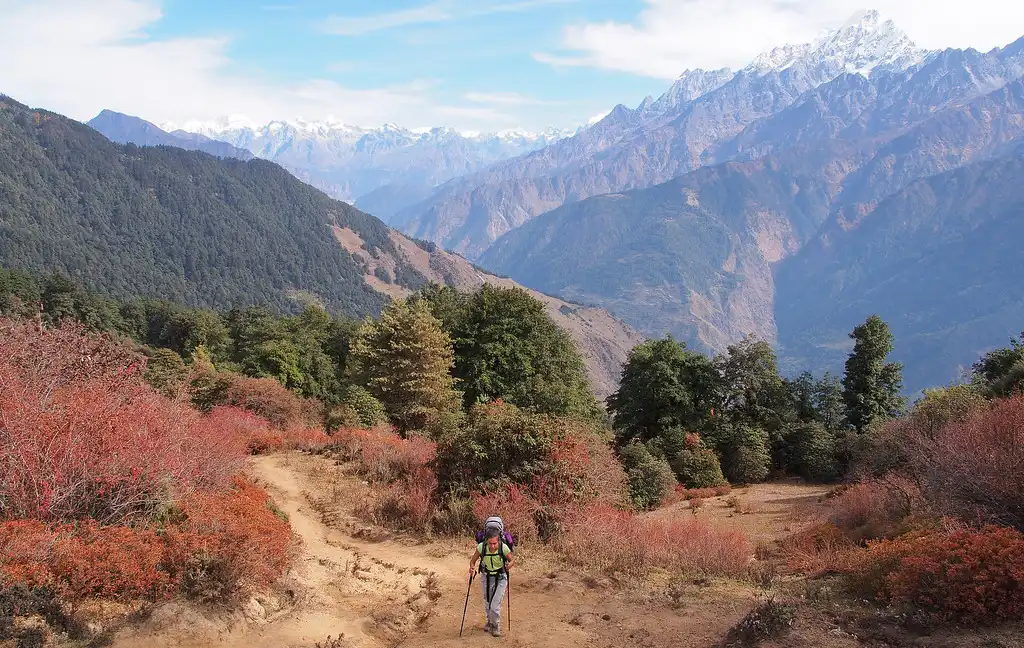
[348,298,461,432]
[606,336,719,446]
[417,283,599,420]
[842,315,906,432]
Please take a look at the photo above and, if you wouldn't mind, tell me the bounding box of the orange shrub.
[50,522,171,601]
[0,480,292,604]
[167,475,292,598]
[849,526,1024,625]
[557,503,752,578]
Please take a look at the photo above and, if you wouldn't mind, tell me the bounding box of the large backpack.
[474,515,516,549]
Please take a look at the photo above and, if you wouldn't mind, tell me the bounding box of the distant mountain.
[398,10,936,259]
[87,110,253,161]
[0,95,639,398]
[162,116,574,218]
[479,69,1024,395]
[774,144,1024,394]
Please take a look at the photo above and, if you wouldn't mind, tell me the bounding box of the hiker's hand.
[469,567,475,577]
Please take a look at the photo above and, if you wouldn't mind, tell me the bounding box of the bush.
[828,477,924,543]
[0,478,291,604]
[337,385,388,429]
[556,503,752,579]
[909,394,1024,530]
[223,374,312,430]
[670,441,728,489]
[848,526,1024,625]
[721,425,771,484]
[432,400,554,496]
[784,422,841,483]
[627,459,676,511]
[0,319,248,525]
[331,426,436,484]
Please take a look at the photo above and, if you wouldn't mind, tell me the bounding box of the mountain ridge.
[2,95,640,398]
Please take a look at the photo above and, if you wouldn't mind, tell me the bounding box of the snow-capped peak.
[745,8,927,78]
[648,67,736,113]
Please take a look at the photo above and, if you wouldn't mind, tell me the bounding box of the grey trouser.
[480,572,507,627]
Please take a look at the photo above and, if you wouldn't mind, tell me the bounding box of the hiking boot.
[491,625,502,637]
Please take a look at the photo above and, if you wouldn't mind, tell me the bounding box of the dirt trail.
[109,452,757,648]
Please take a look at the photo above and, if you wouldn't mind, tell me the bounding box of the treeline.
[4,267,1021,513]
[0,267,598,434]
[607,315,1024,508]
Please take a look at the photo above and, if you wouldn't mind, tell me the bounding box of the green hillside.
[0,95,426,318]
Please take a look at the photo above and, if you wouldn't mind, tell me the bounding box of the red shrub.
[331,426,435,483]
[828,476,924,542]
[782,523,859,575]
[223,375,311,430]
[849,526,1024,625]
[50,522,171,601]
[910,394,1024,530]
[471,483,541,543]
[662,484,734,506]
[167,475,292,596]
[556,503,752,578]
[281,426,332,451]
[0,320,247,524]
[204,406,278,455]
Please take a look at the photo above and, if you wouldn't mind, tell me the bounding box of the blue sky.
[1,0,1022,132]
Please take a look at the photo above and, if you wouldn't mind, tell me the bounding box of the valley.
[2,5,1024,648]
[88,9,1024,396]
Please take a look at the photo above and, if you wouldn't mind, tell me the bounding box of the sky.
[0,0,1022,133]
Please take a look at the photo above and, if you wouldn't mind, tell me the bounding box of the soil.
[99,452,1024,648]
[106,452,761,648]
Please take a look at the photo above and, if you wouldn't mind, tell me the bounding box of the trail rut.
[109,452,755,648]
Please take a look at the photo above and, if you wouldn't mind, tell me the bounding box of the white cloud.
[535,0,1024,80]
[321,0,576,36]
[0,0,521,130]
[464,91,562,105]
[321,2,453,36]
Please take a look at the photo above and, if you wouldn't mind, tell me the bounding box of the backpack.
[474,515,516,550]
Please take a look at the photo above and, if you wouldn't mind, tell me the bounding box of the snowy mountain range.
[159,115,576,219]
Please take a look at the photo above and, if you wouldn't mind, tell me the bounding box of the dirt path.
[109,452,759,648]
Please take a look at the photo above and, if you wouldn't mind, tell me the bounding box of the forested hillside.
[0,95,640,397]
[0,95,423,317]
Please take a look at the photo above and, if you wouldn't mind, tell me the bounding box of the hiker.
[469,524,513,636]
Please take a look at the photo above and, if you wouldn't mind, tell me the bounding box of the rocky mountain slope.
[162,116,573,221]
[87,110,254,161]
[774,144,1024,395]
[480,66,1024,394]
[397,10,938,259]
[1,95,639,397]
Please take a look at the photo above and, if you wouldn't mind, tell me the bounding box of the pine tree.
[348,298,461,432]
[842,315,906,432]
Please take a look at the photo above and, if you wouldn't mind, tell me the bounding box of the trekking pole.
[507,572,511,633]
[459,571,475,637]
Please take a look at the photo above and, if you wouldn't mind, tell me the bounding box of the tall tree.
[842,315,906,432]
[418,283,599,420]
[715,335,788,429]
[348,298,461,432]
[607,336,719,446]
